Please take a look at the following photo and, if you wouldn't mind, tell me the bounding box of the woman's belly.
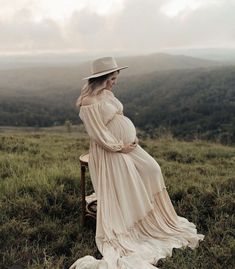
[106,114,136,144]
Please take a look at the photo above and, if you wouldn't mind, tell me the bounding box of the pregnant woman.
[70,57,204,269]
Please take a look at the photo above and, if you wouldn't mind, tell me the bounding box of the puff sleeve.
[79,101,124,152]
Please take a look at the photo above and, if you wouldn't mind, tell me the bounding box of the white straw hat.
[82,56,128,80]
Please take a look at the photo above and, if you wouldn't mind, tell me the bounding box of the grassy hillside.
[0,129,234,269]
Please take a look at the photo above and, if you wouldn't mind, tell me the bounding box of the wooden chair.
[79,153,97,227]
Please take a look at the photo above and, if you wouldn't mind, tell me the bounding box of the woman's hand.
[119,137,139,153]
[134,136,139,145]
[119,143,137,153]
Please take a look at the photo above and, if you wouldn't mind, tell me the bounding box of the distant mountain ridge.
[0,54,234,145]
[0,53,226,96]
[1,48,234,70]
[117,53,223,76]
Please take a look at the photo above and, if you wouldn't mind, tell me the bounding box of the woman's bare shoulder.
[81,96,101,106]
[81,91,108,106]
[81,96,93,106]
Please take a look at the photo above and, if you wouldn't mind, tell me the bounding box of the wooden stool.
[79,153,97,227]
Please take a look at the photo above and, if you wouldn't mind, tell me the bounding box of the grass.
[0,127,234,269]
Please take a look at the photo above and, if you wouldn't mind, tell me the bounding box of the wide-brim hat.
[82,56,128,80]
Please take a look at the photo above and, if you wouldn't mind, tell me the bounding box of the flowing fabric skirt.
[69,141,204,269]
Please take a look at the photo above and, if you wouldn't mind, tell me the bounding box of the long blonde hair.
[76,70,119,108]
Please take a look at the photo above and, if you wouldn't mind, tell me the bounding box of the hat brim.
[82,66,128,80]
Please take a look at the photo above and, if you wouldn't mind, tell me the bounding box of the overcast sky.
[0,0,234,55]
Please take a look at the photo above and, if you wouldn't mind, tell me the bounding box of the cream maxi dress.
[70,89,204,269]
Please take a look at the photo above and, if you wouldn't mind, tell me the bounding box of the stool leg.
[81,164,86,227]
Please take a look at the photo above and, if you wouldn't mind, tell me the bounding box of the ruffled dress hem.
[69,187,204,269]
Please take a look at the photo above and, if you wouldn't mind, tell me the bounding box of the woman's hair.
[76,70,120,107]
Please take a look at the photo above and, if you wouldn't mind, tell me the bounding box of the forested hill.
[116,66,235,144]
[0,64,234,144]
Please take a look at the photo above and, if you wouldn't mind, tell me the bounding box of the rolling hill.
[0,53,234,144]
[0,53,223,96]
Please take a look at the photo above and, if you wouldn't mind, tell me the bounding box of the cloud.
[64,10,108,51]
[0,0,234,54]
[169,0,235,47]
[0,8,65,52]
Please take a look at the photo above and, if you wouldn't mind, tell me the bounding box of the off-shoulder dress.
[69,89,204,269]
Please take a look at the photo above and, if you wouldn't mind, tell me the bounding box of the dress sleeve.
[79,102,124,152]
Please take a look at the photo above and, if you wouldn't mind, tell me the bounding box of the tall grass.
[0,130,234,269]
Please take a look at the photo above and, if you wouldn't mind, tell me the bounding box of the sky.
[0,0,234,55]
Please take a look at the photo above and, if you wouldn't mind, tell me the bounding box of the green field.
[0,127,234,269]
